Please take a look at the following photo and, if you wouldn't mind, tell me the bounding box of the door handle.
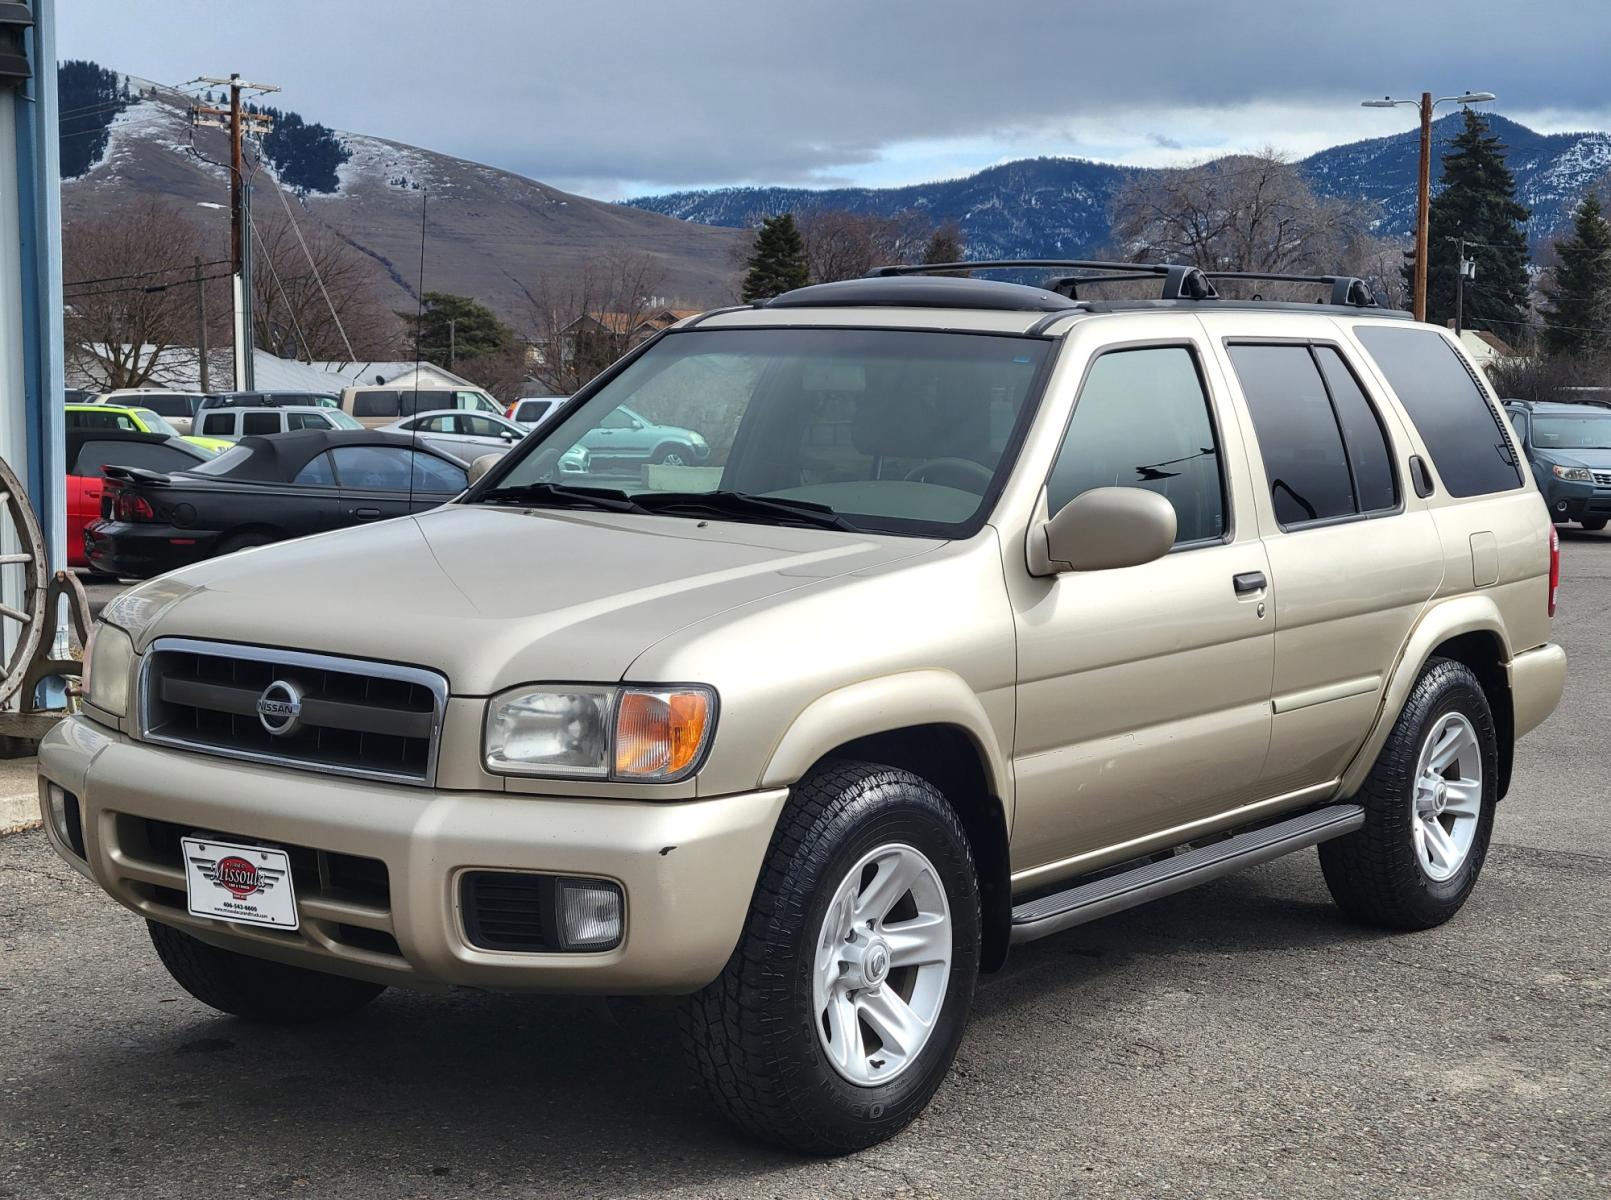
[1233,571,1268,595]
[350,507,382,520]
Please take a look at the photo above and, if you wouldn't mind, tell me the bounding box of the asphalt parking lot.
[3,542,1608,1200]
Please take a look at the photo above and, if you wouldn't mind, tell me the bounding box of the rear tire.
[679,762,980,1154]
[1319,658,1497,930]
[215,531,272,556]
[148,921,385,1023]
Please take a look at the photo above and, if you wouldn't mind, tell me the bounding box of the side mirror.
[467,454,501,487]
[1027,487,1177,576]
[500,429,516,442]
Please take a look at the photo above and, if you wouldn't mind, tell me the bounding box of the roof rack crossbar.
[1204,272,1378,307]
[870,259,1179,279]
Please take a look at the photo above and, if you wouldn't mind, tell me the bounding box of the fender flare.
[1338,595,1513,797]
[760,669,1012,815]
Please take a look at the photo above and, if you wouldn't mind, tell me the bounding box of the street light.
[1362,90,1495,322]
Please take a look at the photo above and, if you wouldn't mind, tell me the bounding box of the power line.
[249,211,315,361]
[64,272,233,301]
[260,164,357,361]
[64,259,229,290]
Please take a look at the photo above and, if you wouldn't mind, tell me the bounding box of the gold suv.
[41,262,1566,1153]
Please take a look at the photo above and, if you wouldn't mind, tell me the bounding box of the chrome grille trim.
[137,637,449,787]
[1592,469,1611,487]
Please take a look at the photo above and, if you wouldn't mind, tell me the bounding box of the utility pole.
[192,74,278,392]
[193,256,209,393]
[1361,90,1495,323]
[448,318,456,370]
[1452,237,1476,337]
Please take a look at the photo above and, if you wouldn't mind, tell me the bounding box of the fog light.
[44,783,86,859]
[1557,500,1569,512]
[558,878,623,951]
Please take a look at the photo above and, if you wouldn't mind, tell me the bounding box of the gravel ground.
[2,539,1607,1200]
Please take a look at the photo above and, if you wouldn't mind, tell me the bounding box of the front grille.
[139,638,447,785]
[1592,470,1611,487]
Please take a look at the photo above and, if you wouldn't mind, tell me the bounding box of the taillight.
[114,491,155,522]
[1548,524,1560,618]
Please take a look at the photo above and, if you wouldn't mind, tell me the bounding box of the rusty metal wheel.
[0,454,48,707]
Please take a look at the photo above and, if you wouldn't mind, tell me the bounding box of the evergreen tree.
[921,223,966,264]
[1541,193,1611,357]
[397,292,512,366]
[741,214,809,301]
[1412,109,1531,333]
[57,60,131,179]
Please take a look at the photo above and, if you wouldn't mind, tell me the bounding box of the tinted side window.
[1229,345,1355,526]
[1314,347,1397,514]
[1354,326,1521,497]
[140,395,194,417]
[201,412,235,436]
[1048,346,1225,544]
[242,411,280,436]
[411,452,468,493]
[352,391,401,418]
[330,446,413,490]
[293,452,335,486]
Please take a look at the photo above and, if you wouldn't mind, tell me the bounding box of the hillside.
[61,78,745,320]
[627,113,1611,259]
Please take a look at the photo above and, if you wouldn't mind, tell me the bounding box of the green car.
[65,404,232,455]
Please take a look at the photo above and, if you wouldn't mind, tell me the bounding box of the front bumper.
[38,717,787,994]
[1540,480,1611,524]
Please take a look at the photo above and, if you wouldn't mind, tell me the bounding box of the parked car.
[64,388,99,405]
[1503,398,1611,531]
[46,262,1565,1155]
[64,403,232,454]
[65,430,214,571]
[379,409,527,458]
[193,404,363,441]
[195,390,342,413]
[340,383,503,428]
[82,428,475,579]
[570,403,709,472]
[506,396,566,427]
[96,389,206,435]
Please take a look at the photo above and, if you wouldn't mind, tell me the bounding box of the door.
[329,445,417,524]
[582,406,643,471]
[1215,335,1443,794]
[1009,341,1276,879]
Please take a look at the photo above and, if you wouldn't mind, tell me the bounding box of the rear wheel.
[1320,658,1497,930]
[149,921,385,1023]
[679,762,980,1154]
[215,531,272,556]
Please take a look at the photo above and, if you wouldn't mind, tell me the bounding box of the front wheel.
[679,762,980,1154]
[1319,658,1498,930]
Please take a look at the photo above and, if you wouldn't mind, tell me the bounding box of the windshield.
[1533,414,1611,451]
[476,328,1050,536]
[133,409,180,437]
[325,410,364,429]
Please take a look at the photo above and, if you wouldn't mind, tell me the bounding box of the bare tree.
[1110,151,1376,296]
[250,212,401,361]
[63,200,220,390]
[796,209,930,283]
[525,252,669,393]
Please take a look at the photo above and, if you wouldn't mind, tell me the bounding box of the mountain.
[61,77,745,320]
[626,113,1611,260]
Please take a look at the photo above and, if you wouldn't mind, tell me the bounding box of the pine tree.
[1541,193,1611,357]
[1412,109,1531,333]
[741,214,809,301]
[397,292,512,366]
[921,223,966,264]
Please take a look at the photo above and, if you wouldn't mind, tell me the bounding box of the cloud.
[58,0,1611,197]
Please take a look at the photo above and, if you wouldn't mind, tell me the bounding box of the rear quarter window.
[1353,326,1521,497]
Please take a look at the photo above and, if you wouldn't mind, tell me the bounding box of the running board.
[1009,804,1365,945]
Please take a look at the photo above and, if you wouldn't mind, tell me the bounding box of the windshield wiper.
[478,482,645,513]
[635,490,860,531]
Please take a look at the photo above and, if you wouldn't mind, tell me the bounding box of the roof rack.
[867,260,1382,309]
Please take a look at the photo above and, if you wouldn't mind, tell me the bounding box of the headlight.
[1552,465,1594,482]
[484,684,715,781]
[81,622,134,718]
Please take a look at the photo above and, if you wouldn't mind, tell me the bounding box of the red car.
[67,431,213,570]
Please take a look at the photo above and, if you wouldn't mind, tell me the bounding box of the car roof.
[65,429,201,454]
[68,403,145,414]
[404,408,512,421]
[205,429,472,481]
[1504,399,1611,413]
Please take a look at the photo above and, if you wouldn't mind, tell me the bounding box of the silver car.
[381,409,527,458]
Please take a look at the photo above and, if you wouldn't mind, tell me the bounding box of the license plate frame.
[180,836,299,930]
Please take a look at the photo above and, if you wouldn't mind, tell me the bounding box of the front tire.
[148,921,386,1023]
[679,762,980,1154]
[1319,658,1498,930]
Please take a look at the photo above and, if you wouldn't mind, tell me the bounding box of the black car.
[86,429,475,579]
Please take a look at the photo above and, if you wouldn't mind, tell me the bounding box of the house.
[1456,328,1517,371]
[557,308,703,347]
[67,348,471,396]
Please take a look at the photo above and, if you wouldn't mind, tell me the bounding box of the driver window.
[1047,346,1226,545]
[599,408,636,430]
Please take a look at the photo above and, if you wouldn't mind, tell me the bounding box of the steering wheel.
[903,456,994,494]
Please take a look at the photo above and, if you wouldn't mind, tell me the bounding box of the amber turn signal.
[614,688,713,780]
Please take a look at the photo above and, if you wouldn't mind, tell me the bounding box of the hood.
[129,504,940,694]
[1544,447,1611,469]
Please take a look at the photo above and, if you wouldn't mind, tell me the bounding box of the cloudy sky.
[59,0,1611,200]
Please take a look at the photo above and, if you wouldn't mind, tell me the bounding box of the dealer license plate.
[181,836,299,930]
